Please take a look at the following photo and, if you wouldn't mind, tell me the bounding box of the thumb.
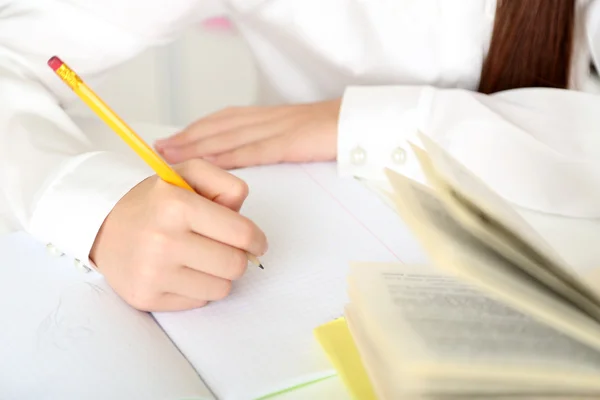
[174,159,249,212]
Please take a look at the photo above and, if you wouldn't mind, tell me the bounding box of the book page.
[413,133,560,260]
[354,263,600,370]
[409,143,600,321]
[344,307,397,400]
[415,133,600,306]
[152,162,415,400]
[519,209,600,273]
[383,170,600,353]
[0,232,213,400]
[348,263,600,395]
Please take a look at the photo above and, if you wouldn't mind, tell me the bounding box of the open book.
[344,132,600,399]
[0,119,424,400]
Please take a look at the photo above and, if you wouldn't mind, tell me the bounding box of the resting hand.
[155,99,341,169]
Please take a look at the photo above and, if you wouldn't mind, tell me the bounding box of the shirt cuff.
[337,85,434,185]
[28,151,153,271]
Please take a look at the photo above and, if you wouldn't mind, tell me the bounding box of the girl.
[1,0,599,311]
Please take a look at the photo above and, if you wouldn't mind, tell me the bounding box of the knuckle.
[212,280,233,300]
[136,262,164,289]
[181,158,203,173]
[154,196,187,228]
[234,217,258,248]
[228,249,248,280]
[139,231,172,261]
[134,235,171,281]
[181,127,199,141]
[176,159,210,183]
[229,178,249,201]
[126,260,166,310]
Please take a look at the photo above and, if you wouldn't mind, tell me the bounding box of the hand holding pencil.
[49,56,267,312]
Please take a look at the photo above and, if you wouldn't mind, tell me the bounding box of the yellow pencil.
[48,56,263,269]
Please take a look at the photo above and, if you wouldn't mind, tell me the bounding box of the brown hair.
[478,0,576,94]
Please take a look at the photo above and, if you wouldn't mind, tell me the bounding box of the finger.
[174,159,248,211]
[161,118,291,163]
[208,137,288,169]
[156,106,281,148]
[178,190,268,256]
[177,232,248,280]
[166,266,233,302]
[142,293,208,312]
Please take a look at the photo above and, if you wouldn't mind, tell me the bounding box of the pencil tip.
[258,264,264,270]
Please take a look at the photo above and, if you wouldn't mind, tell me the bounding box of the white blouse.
[1,0,600,265]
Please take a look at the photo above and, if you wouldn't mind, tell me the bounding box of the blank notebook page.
[153,163,425,399]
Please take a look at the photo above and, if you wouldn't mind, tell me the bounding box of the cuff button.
[391,147,407,164]
[350,146,367,165]
[46,243,65,257]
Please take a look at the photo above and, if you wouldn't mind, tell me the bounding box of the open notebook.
[0,120,426,399]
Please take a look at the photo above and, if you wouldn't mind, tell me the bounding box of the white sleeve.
[338,1,600,220]
[337,85,600,219]
[0,0,223,268]
[587,0,600,73]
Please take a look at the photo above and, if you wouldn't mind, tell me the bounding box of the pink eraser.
[47,56,64,71]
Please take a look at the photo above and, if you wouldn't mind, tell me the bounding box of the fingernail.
[154,140,167,150]
[161,147,181,161]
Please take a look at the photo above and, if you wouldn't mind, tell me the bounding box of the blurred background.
[65,17,600,132]
[67,18,257,128]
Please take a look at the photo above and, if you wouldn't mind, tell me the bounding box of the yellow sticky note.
[314,317,378,400]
